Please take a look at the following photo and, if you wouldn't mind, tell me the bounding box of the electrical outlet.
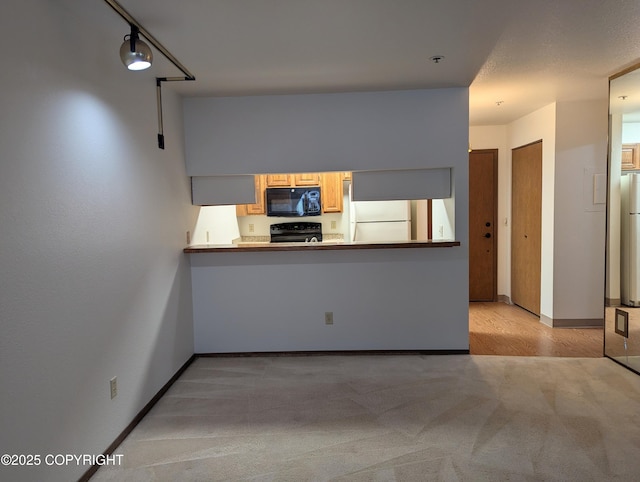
[110,377,117,399]
[206,231,210,243]
[438,225,444,237]
[330,220,337,230]
[186,231,191,244]
[249,224,255,233]
[325,312,334,325]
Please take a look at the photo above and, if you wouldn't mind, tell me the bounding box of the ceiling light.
[105,0,195,149]
[119,25,152,71]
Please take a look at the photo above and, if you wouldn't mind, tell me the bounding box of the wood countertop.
[184,240,460,253]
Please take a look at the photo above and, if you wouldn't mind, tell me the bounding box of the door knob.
[484,233,491,238]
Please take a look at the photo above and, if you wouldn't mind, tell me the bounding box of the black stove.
[270,222,322,243]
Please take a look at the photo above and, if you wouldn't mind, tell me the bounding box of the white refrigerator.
[622,173,640,306]
[349,198,412,242]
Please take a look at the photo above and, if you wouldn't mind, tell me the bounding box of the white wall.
[469,125,509,298]
[184,88,469,352]
[553,100,608,320]
[184,89,466,175]
[622,122,640,143]
[431,199,455,240]
[0,2,196,481]
[192,206,241,244]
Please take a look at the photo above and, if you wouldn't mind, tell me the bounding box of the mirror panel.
[605,65,640,373]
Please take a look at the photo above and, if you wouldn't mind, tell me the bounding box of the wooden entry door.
[469,150,498,301]
[511,141,542,315]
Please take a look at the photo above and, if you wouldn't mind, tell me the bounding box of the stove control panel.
[270,222,323,243]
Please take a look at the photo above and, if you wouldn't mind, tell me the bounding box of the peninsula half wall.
[183,88,469,353]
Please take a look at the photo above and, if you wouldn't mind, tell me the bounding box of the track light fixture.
[120,25,152,71]
[104,0,195,149]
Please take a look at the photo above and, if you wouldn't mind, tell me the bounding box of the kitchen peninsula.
[184,239,460,253]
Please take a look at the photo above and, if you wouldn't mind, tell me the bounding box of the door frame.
[469,149,499,302]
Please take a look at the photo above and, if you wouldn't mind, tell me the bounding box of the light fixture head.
[120,25,152,71]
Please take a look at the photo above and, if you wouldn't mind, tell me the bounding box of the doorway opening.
[468,146,601,356]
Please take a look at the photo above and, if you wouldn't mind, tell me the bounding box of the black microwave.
[266,187,321,217]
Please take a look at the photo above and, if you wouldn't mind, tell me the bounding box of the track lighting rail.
[104,0,196,148]
[104,0,195,80]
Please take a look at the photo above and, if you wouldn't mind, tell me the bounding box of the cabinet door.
[294,173,320,186]
[235,204,248,216]
[622,144,640,170]
[321,172,343,213]
[247,175,266,214]
[237,175,266,216]
[266,174,291,186]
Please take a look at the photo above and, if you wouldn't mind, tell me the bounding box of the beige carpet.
[92,355,640,481]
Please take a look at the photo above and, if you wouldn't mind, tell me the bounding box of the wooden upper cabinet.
[293,173,320,186]
[247,175,266,214]
[622,144,640,170]
[265,174,292,186]
[236,175,266,216]
[238,171,350,215]
[321,172,343,213]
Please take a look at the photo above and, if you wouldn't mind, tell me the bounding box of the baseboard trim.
[606,298,621,307]
[540,314,603,328]
[497,295,511,304]
[78,354,196,482]
[197,349,470,357]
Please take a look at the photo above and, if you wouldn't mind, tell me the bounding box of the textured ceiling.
[109,0,640,125]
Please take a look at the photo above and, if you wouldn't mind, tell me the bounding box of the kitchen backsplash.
[236,212,347,238]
